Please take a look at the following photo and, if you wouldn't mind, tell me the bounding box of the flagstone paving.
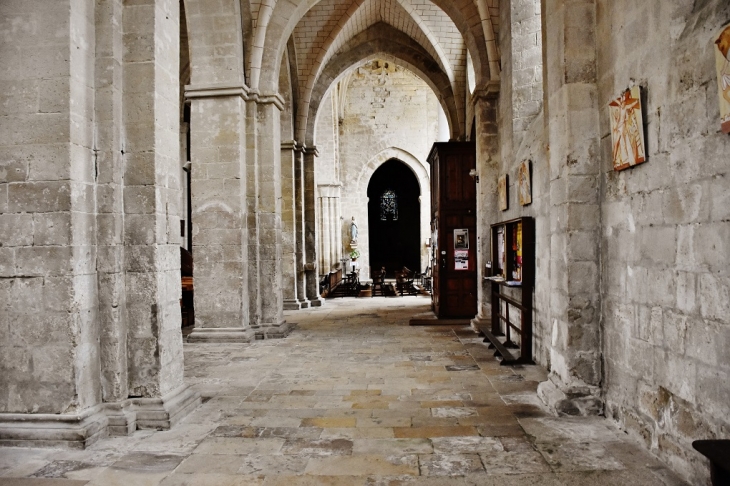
[0,297,688,485]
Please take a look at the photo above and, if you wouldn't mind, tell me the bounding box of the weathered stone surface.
[0,2,727,485]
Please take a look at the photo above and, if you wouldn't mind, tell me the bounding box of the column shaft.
[304,149,323,306]
[473,86,500,321]
[320,195,331,272]
[281,141,300,310]
[187,95,252,343]
[253,100,288,337]
[294,146,310,307]
[537,0,603,416]
[329,198,337,270]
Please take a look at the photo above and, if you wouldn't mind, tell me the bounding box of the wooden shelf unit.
[478,217,535,366]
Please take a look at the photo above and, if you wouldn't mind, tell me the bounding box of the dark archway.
[367,159,421,277]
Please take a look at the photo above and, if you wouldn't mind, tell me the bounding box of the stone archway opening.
[367,159,421,277]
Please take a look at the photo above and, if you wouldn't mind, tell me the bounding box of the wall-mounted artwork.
[715,24,730,134]
[498,175,508,211]
[609,86,646,171]
[517,160,531,206]
[454,229,469,249]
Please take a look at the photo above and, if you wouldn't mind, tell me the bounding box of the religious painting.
[498,175,508,211]
[609,86,646,171]
[454,229,469,249]
[715,23,730,134]
[517,160,531,206]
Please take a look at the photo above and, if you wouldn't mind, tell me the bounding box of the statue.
[350,216,358,243]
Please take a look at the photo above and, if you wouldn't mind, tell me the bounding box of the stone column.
[95,0,128,408]
[250,95,290,338]
[472,84,501,323]
[318,192,331,273]
[334,194,343,268]
[329,197,338,269]
[536,0,603,416]
[317,185,342,275]
[245,96,261,329]
[304,147,324,306]
[0,0,106,446]
[121,0,199,420]
[185,86,253,344]
[294,145,310,308]
[282,140,301,310]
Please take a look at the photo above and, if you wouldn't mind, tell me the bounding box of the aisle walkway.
[0,297,687,485]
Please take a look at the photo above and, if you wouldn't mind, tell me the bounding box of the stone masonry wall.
[494,0,550,367]
[336,61,438,279]
[0,0,101,414]
[597,1,730,481]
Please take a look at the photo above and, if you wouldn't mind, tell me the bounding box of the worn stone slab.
[418,454,485,476]
[303,454,419,476]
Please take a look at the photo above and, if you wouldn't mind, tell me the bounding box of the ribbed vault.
[303,23,460,145]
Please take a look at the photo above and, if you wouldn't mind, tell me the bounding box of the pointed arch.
[303,23,462,146]
[252,0,493,95]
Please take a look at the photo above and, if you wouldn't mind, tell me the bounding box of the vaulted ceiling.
[183,0,502,141]
[268,0,501,142]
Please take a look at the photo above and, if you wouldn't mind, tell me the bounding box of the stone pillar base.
[0,407,108,449]
[470,316,490,334]
[0,385,201,449]
[537,376,604,417]
[105,404,137,437]
[253,321,294,339]
[298,299,310,309]
[309,297,324,307]
[283,299,302,310]
[187,327,255,343]
[132,385,201,430]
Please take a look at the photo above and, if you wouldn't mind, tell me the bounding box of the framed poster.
[454,250,469,270]
[454,229,469,249]
[517,160,531,206]
[496,226,505,276]
[609,86,646,170]
[498,175,508,211]
[715,23,730,134]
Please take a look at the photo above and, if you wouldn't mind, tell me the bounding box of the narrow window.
[380,189,398,221]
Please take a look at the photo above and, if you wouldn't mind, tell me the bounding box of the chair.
[371,267,386,297]
[346,269,360,296]
[395,266,418,296]
[420,266,432,293]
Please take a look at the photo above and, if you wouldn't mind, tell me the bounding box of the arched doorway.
[367,159,421,277]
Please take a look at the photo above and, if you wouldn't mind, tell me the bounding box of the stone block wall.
[493,0,550,367]
[336,61,438,279]
[0,0,101,414]
[0,0,198,445]
[596,0,730,480]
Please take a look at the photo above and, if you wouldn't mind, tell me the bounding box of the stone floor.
[0,297,689,485]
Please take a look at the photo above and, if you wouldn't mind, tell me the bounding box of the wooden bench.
[473,319,533,366]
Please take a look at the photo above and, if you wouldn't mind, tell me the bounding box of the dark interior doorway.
[368,159,421,277]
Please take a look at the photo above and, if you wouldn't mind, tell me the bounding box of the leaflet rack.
[477,217,535,365]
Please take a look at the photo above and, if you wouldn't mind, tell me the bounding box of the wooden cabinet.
[427,142,477,318]
[478,217,535,365]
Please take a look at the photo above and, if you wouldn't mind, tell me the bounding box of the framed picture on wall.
[517,160,531,206]
[609,86,647,171]
[454,229,469,249]
[498,175,508,211]
[715,23,730,134]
